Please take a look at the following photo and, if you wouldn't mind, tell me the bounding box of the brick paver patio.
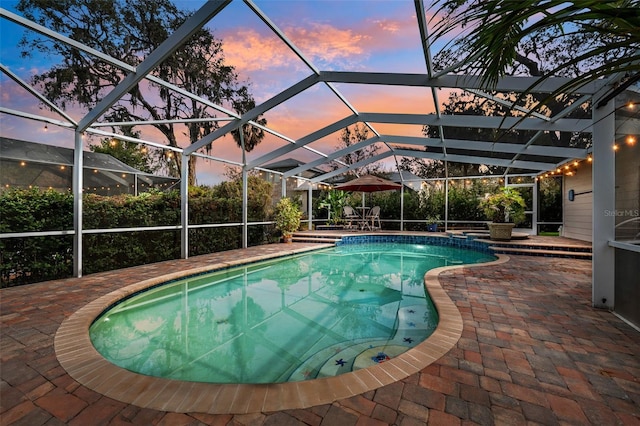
[1,241,639,425]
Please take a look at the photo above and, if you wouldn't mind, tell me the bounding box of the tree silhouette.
[17,0,266,185]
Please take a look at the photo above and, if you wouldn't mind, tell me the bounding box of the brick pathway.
[1,243,639,425]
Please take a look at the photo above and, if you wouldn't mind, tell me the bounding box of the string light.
[532,138,637,180]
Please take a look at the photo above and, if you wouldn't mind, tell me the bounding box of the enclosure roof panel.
[2,0,636,180]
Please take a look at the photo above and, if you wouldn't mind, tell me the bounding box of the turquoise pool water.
[90,243,495,384]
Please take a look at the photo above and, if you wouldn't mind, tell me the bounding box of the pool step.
[314,341,377,379]
[489,243,592,259]
[286,339,382,381]
[444,231,592,259]
[316,342,411,379]
[287,304,435,382]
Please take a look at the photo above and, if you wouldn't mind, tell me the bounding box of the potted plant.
[481,187,526,240]
[319,190,349,227]
[426,215,440,232]
[274,197,302,243]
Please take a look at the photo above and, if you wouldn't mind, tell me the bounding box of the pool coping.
[54,244,508,414]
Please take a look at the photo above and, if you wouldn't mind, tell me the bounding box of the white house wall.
[563,163,593,242]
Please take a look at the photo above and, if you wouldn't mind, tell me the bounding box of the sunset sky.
[0,0,454,184]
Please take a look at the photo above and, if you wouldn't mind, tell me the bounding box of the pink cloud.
[220,11,425,82]
[285,22,371,66]
[222,29,303,73]
[220,21,374,75]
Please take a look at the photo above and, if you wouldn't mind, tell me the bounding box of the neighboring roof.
[1,137,142,174]
[261,158,325,176]
[0,137,178,192]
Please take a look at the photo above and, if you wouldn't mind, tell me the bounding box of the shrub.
[274,197,302,238]
[0,188,74,286]
[0,177,274,286]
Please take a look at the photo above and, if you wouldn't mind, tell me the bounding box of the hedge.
[0,176,274,287]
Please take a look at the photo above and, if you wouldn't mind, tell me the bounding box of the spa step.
[448,230,530,240]
[291,236,341,243]
[449,234,468,240]
[489,246,592,259]
[291,232,342,243]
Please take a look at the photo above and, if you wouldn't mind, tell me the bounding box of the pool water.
[90,243,495,384]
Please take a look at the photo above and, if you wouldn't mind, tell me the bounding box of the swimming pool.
[89,242,495,384]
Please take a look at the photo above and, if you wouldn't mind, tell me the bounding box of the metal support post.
[242,168,248,248]
[308,184,313,230]
[444,161,449,231]
[73,131,83,277]
[400,186,405,231]
[180,154,189,259]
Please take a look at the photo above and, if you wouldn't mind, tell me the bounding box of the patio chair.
[365,206,381,230]
[343,206,361,230]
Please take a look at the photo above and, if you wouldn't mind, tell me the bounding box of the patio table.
[356,206,372,230]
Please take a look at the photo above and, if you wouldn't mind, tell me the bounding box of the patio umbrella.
[334,175,402,192]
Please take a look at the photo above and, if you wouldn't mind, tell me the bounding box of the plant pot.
[488,223,515,241]
[427,224,438,232]
[282,234,293,243]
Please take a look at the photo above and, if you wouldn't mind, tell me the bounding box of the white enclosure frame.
[1,0,638,313]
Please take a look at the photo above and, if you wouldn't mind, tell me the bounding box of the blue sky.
[1,0,450,184]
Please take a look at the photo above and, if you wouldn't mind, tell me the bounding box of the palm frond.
[428,0,640,126]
